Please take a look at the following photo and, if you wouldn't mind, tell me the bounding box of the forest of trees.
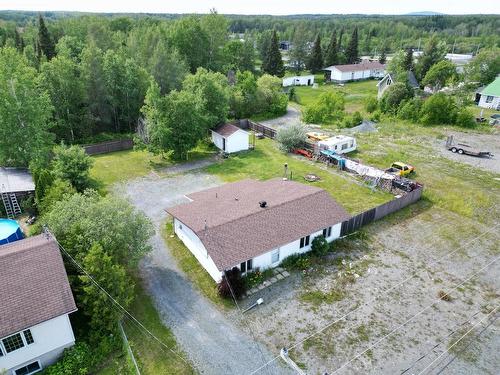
[0,10,498,166]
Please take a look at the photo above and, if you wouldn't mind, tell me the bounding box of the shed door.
[222,137,226,151]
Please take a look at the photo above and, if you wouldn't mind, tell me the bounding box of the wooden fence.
[340,185,423,236]
[83,139,134,155]
[235,119,277,139]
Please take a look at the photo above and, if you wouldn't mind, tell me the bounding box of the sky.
[1,0,499,15]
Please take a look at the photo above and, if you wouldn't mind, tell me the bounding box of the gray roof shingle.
[0,234,77,338]
[167,179,351,270]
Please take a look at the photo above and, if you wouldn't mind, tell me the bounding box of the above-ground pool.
[0,219,24,245]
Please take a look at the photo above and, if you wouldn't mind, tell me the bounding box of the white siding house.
[283,75,315,87]
[211,123,249,153]
[324,61,386,83]
[477,77,500,110]
[0,235,77,375]
[167,179,350,282]
[0,315,76,375]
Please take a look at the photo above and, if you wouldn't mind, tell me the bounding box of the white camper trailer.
[282,75,315,87]
[317,135,357,154]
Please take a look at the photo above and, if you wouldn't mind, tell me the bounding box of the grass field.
[293,79,378,115]
[90,142,217,190]
[163,221,234,310]
[205,138,392,215]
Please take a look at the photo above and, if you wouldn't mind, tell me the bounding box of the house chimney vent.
[259,201,267,208]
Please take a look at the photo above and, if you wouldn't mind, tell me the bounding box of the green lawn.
[123,276,195,374]
[90,142,217,190]
[205,138,392,215]
[351,119,500,221]
[292,79,378,121]
[163,221,234,310]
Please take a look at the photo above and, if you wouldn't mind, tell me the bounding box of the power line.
[417,306,499,375]
[400,308,483,374]
[434,310,499,375]
[43,228,190,367]
[329,255,500,374]
[249,221,499,374]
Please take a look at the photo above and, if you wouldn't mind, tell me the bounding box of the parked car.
[386,162,415,176]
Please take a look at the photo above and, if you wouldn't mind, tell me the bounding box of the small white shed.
[318,135,357,154]
[283,75,315,87]
[211,123,249,153]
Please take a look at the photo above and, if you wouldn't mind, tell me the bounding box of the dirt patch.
[436,131,500,174]
[241,207,499,374]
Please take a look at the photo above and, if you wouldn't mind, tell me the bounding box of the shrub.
[302,91,345,124]
[39,179,76,214]
[455,108,476,128]
[364,96,378,113]
[218,267,246,299]
[42,343,92,375]
[398,97,423,122]
[51,144,94,192]
[380,82,413,114]
[281,253,311,271]
[420,93,457,125]
[370,110,381,122]
[311,235,329,256]
[340,111,362,128]
[275,123,307,152]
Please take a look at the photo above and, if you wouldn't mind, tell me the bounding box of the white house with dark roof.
[0,235,77,375]
[166,179,351,282]
[324,61,386,83]
[211,123,249,153]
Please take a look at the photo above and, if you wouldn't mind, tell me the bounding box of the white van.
[317,135,357,154]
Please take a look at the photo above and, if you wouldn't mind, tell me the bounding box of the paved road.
[115,172,292,375]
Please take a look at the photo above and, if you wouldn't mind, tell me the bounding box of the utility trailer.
[445,135,493,158]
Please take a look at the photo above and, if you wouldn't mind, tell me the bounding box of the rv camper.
[317,135,357,154]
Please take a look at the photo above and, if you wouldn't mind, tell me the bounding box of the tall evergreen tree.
[379,47,387,64]
[262,29,284,77]
[324,30,338,66]
[415,35,446,81]
[14,29,24,52]
[345,27,359,64]
[38,15,55,60]
[337,28,344,52]
[404,48,414,71]
[308,34,323,73]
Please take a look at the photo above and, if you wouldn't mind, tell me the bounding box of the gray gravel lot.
[436,131,500,174]
[241,207,500,375]
[114,172,292,375]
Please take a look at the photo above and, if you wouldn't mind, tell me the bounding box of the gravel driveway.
[114,171,292,375]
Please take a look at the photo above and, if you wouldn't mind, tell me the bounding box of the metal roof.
[0,167,35,193]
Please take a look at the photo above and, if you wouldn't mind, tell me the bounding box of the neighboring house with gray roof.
[324,61,386,83]
[166,179,351,282]
[377,71,420,98]
[0,235,77,375]
[211,123,249,153]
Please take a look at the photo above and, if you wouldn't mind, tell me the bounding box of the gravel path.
[260,106,304,129]
[114,172,292,375]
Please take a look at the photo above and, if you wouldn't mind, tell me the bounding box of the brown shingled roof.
[167,179,350,270]
[212,123,242,137]
[324,61,385,73]
[0,234,77,338]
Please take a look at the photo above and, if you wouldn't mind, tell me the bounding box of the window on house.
[23,330,34,345]
[240,259,253,273]
[271,249,280,264]
[0,345,3,357]
[341,143,348,150]
[3,333,24,353]
[300,235,310,248]
[322,226,332,238]
[14,361,41,375]
[486,96,493,103]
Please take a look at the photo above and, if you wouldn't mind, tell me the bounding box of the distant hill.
[405,11,446,16]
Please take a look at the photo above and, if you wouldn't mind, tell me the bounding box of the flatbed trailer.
[445,136,493,158]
